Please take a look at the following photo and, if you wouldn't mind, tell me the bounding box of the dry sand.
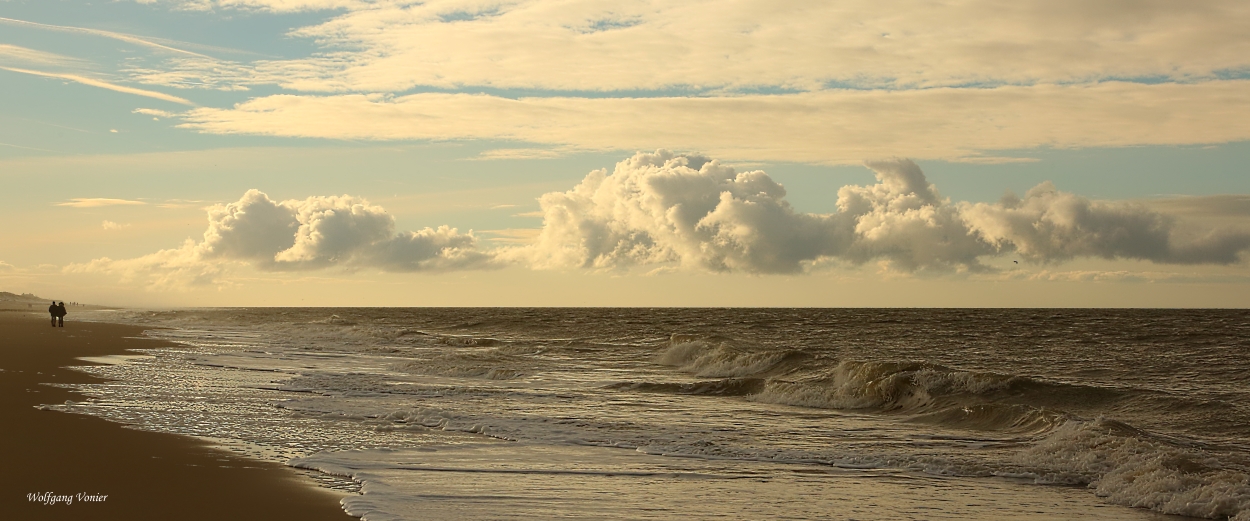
[0,311,356,520]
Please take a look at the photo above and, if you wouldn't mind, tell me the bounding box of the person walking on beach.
[55,302,67,327]
[48,301,57,327]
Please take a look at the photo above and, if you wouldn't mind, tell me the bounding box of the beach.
[0,311,354,520]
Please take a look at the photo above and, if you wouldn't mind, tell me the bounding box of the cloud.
[71,189,495,288]
[56,198,147,208]
[74,152,1250,288]
[155,198,207,209]
[471,147,574,161]
[0,44,86,68]
[65,241,226,290]
[126,56,259,92]
[134,0,1250,92]
[505,151,1250,273]
[176,81,1250,164]
[0,16,214,60]
[0,261,16,272]
[481,229,542,245]
[102,220,131,230]
[134,0,366,13]
[198,189,495,271]
[1,66,195,106]
[504,151,990,273]
[1022,270,1219,284]
[961,186,1250,265]
[1143,195,1250,228]
[105,1,1250,161]
[134,108,177,118]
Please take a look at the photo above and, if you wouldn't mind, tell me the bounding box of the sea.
[50,308,1250,520]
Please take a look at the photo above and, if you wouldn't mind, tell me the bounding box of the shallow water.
[53,308,1249,520]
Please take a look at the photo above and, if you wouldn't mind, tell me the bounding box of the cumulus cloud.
[199,189,493,271]
[66,240,227,290]
[74,152,1250,288]
[505,152,831,273]
[506,151,989,273]
[71,189,494,288]
[962,186,1250,265]
[102,220,130,230]
[505,151,1250,274]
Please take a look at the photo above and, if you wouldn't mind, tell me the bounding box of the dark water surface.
[61,308,1249,520]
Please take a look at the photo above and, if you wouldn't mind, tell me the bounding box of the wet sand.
[0,311,356,520]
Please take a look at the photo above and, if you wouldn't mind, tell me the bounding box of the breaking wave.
[1015,418,1250,520]
[656,334,809,377]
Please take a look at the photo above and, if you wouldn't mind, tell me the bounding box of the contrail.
[0,16,216,60]
[1,66,196,106]
[0,141,58,153]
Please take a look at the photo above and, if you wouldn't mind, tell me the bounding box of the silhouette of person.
[48,301,57,327]
[55,302,67,327]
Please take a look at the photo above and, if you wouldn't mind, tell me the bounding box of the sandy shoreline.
[0,311,356,520]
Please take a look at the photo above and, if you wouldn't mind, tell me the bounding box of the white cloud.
[0,44,86,68]
[135,0,1250,92]
[471,147,574,160]
[71,189,494,288]
[65,241,226,290]
[0,261,16,272]
[155,198,207,209]
[56,198,147,208]
[199,189,494,271]
[102,220,131,230]
[504,151,991,273]
[134,108,177,118]
[962,186,1250,265]
[176,81,1250,163]
[133,0,366,12]
[74,153,1250,288]
[506,151,1250,273]
[101,1,1250,161]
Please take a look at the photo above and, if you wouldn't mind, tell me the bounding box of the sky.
[1,0,1248,307]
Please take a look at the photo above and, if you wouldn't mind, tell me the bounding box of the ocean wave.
[310,314,356,325]
[603,378,766,397]
[656,334,808,378]
[748,360,1022,411]
[432,335,502,347]
[394,347,530,380]
[1015,418,1250,520]
[908,403,1063,434]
